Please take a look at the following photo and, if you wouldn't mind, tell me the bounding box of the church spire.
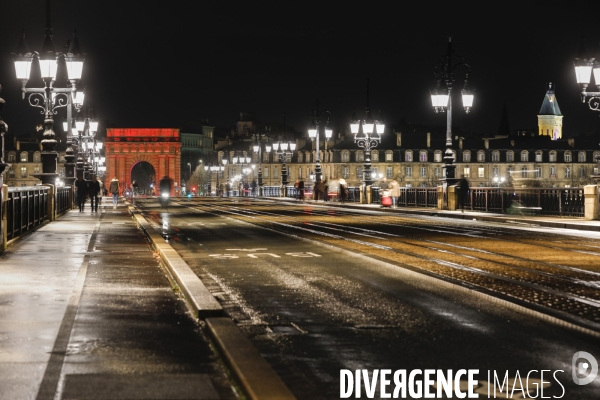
[537,82,563,140]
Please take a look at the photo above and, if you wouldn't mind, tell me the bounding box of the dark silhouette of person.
[75,176,89,212]
[457,175,470,210]
[298,180,305,201]
[88,176,101,213]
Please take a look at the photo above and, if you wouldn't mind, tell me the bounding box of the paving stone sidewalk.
[0,203,236,400]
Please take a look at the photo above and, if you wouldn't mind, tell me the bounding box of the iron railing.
[56,186,73,216]
[465,187,585,217]
[257,184,585,217]
[7,187,49,240]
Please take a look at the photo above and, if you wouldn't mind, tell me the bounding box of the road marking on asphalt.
[209,252,321,259]
[248,253,281,258]
[226,248,268,251]
[286,252,321,257]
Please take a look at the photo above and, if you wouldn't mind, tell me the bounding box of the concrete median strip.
[205,318,297,400]
[129,209,223,319]
[128,207,298,400]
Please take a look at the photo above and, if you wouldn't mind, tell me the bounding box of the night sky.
[1,1,599,141]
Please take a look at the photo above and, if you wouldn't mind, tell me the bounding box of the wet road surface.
[137,197,600,399]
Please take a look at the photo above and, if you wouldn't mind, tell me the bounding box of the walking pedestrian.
[75,176,89,212]
[390,179,400,208]
[457,175,470,211]
[315,180,325,201]
[339,178,348,204]
[109,177,120,209]
[88,176,101,213]
[298,180,305,201]
[251,179,257,196]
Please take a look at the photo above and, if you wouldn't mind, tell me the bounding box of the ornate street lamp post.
[253,131,271,196]
[233,153,251,196]
[272,140,296,196]
[308,99,332,184]
[74,113,98,180]
[350,79,384,203]
[12,4,85,185]
[429,38,474,208]
[573,39,600,181]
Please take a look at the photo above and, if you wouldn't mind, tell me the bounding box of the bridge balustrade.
[463,187,585,217]
[56,186,73,216]
[7,187,49,240]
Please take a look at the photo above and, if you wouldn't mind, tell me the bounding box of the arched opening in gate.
[131,161,156,195]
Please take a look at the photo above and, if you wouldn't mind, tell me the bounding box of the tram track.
[178,198,600,327]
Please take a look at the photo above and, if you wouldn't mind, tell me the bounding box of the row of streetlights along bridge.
[7,14,600,203]
[11,0,104,187]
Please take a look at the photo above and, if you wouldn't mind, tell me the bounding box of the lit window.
[434,151,442,162]
[463,167,470,178]
[20,152,28,162]
[20,167,27,177]
[385,151,393,162]
[386,166,393,179]
[535,152,542,162]
[477,151,485,162]
[478,167,484,178]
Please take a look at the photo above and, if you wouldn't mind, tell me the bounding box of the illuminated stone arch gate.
[105,128,181,196]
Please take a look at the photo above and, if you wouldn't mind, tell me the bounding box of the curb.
[205,318,297,400]
[127,206,297,400]
[129,208,223,319]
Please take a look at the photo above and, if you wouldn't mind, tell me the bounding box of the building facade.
[181,124,214,182]
[222,85,599,190]
[5,137,67,187]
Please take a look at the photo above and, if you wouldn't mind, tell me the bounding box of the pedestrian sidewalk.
[267,197,600,233]
[0,201,235,400]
